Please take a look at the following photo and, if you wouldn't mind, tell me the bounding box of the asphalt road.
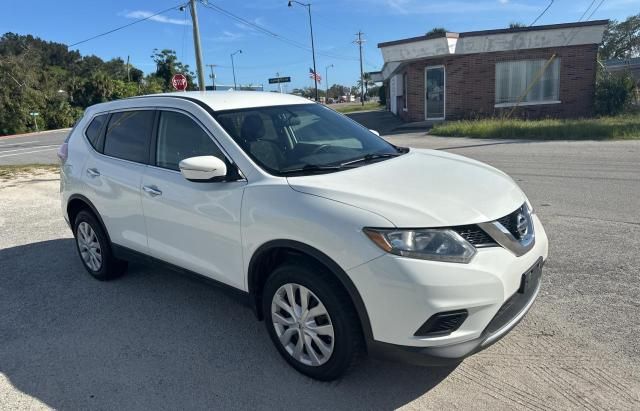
[0,125,639,409]
[0,129,69,165]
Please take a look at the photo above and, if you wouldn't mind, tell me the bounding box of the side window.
[103,110,154,163]
[156,111,223,171]
[85,114,108,150]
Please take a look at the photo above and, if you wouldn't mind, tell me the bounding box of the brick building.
[372,21,608,121]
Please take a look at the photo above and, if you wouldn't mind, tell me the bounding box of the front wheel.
[262,261,363,380]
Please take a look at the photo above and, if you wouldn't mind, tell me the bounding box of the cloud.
[233,17,267,33]
[124,10,191,25]
[211,31,244,42]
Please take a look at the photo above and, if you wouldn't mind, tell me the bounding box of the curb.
[0,128,71,140]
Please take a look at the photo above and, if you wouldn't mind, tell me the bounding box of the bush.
[595,71,637,116]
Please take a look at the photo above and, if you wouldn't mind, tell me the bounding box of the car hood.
[286,149,526,227]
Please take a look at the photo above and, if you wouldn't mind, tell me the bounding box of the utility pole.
[126,55,131,82]
[188,0,206,91]
[276,72,283,93]
[206,64,217,90]
[354,31,365,106]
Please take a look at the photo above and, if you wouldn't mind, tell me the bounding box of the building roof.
[378,20,609,48]
[375,20,609,81]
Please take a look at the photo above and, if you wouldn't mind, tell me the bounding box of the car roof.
[132,90,314,111]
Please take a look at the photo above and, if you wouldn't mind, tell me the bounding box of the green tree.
[509,22,527,28]
[600,14,640,60]
[426,27,447,36]
[150,49,196,91]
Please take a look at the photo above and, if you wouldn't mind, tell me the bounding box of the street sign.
[171,74,188,91]
[268,76,291,84]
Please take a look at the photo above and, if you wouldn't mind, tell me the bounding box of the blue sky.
[2,0,638,90]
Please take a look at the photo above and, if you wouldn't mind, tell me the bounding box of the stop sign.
[171,74,188,91]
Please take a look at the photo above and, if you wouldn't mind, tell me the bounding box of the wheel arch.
[67,194,112,245]
[248,239,374,345]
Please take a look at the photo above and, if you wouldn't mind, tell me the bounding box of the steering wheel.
[310,144,332,155]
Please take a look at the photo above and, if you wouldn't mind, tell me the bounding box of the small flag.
[309,68,322,83]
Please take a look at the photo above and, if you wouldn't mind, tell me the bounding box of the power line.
[198,0,358,61]
[578,0,598,22]
[68,3,187,48]
[530,0,554,26]
[585,0,606,21]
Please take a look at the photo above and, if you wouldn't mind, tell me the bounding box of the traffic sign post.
[30,112,40,131]
[171,74,188,91]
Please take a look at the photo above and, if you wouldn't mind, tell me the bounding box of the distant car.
[59,91,548,381]
[339,95,347,103]
[327,98,335,104]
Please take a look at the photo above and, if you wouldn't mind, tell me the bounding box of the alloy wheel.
[76,221,102,271]
[271,283,335,366]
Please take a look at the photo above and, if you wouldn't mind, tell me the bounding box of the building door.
[425,66,445,120]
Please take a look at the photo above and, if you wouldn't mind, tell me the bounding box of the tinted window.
[85,114,107,149]
[104,110,154,163]
[156,111,223,171]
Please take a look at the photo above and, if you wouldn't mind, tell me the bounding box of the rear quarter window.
[84,114,108,149]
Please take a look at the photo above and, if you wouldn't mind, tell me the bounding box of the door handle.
[86,168,100,178]
[143,185,162,197]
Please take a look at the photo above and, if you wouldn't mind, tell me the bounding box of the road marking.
[0,144,59,154]
[0,147,58,158]
[0,140,38,147]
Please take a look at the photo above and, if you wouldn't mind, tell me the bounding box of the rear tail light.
[57,142,68,164]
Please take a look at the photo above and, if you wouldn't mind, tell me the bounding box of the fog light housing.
[414,309,468,337]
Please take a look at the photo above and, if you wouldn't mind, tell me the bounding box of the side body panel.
[141,166,247,289]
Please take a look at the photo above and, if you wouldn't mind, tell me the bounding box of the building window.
[402,72,408,110]
[495,58,560,106]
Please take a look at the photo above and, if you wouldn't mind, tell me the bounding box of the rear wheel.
[262,261,363,380]
[73,210,127,280]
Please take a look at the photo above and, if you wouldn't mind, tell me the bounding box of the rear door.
[140,109,246,289]
[82,109,155,254]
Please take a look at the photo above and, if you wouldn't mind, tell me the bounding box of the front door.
[425,66,445,120]
[141,109,247,289]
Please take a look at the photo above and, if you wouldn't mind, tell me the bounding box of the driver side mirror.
[369,129,380,136]
[179,155,227,182]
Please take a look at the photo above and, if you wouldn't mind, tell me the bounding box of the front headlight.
[363,228,477,263]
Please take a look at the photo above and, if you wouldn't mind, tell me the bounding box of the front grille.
[497,206,525,239]
[453,225,497,247]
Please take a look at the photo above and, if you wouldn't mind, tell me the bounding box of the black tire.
[262,260,364,381]
[73,210,127,280]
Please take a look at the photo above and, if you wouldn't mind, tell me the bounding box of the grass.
[0,164,59,180]
[430,114,640,140]
[333,101,382,114]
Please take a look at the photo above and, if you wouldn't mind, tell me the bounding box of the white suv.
[59,91,548,380]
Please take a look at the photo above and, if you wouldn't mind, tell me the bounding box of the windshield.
[214,104,403,175]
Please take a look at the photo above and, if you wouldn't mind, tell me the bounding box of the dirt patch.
[0,165,59,186]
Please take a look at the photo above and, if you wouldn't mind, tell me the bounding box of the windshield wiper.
[279,164,344,176]
[340,152,401,167]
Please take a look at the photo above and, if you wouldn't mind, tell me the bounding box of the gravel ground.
[1,137,639,410]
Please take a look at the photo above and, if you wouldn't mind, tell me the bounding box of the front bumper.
[347,214,548,362]
[368,258,543,365]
